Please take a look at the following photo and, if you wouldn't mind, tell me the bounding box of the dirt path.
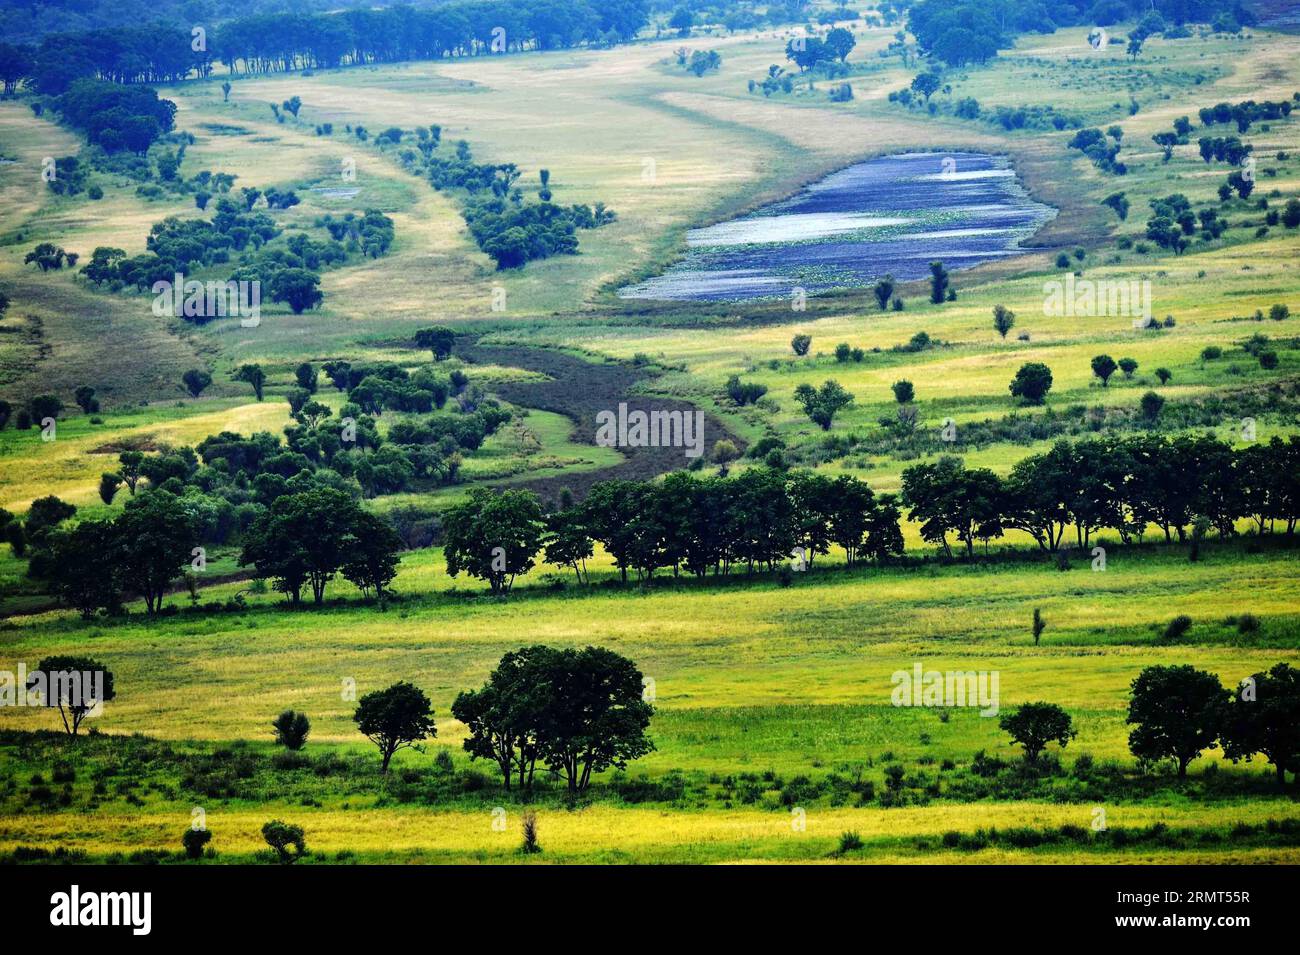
[461,340,743,503]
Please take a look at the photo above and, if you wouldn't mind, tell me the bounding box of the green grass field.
[1,10,1299,864]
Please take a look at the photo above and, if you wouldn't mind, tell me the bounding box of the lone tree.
[791,334,812,356]
[442,487,545,594]
[992,304,1015,339]
[1009,362,1053,404]
[354,682,437,774]
[872,275,895,310]
[182,369,212,398]
[1127,664,1229,777]
[261,820,306,864]
[1222,662,1300,787]
[1118,357,1139,379]
[28,656,116,735]
[928,260,950,304]
[234,364,266,401]
[272,710,311,750]
[1091,354,1118,387]
[999,701,1075,763]
[794,380,854,430]
[414,326,456,361]
[891,379,914,404]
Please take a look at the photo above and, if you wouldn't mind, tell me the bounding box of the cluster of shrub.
[405,134,614,269]
[72,201,393,316]
[4,1,651,96]
[1197,96,1296,134]
[898,435,1300,560]
[1068,126,1126,175]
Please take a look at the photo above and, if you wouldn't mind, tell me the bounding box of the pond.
[618,151,1056,303]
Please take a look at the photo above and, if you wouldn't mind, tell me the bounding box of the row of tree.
[443,470,904,592]
[6,1,651,95]
[1001,662,1299,786]
[902,435,1300,558]
[27,486,403,617]
[440,432,1300,593]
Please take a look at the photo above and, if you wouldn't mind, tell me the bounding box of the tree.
[182,369,212,398]
[117,451,143,494]
[1102,192,1129,220]
[340,510,403,603]
[794,380,854,430]
[221,80,231,102]
[28,394,62,423]
[36,520,122,618]
[25,495,76,540]
[353,682,436,774]
[1118,357,1138,379]
[911,72,941,103]
[534,646,655,792]
[270,268,322,313]
[901,456,1003,559]
[74,386,98,414]
[928,260,949,303]
[825,27,857,62]
[451,645,557,790]
[891,379,914,404]
[999,702,1075,763]
[272,710,311,750]
[1127,665,1229,777]
[182,827,212,860]
[1222,663,1300,786]
[233,364,266,401]
[1009,362,1053,404]
[294,362,317,393]
[992,304,1015,339]
[241,488,367,605]
[791,334,812,356]
[1155,367,1172,385]
[261,820,306,863]
[114,492,196,614]
[414,325,456,361]
[27,656,115,735]
[24,242,67,272]
[872,275,895,310]
[1282,198,1300,229]
[442,487,544,594]
[544,507,593,584]
[98,473,122,505]
[1139,390,1164,422]
[1091,354,1118,387]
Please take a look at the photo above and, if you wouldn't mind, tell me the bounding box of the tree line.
[443,433,1300,593]
[5,1,651,96]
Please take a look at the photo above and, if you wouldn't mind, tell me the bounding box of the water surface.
[619,152,1055,302]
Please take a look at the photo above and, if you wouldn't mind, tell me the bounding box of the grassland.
[1,13,1299,863]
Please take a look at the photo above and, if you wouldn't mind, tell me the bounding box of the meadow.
[1,8,1299,864]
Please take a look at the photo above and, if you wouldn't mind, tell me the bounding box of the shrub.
[837,830,864,852]
[1162,615,1193,642]
[182,827,212,860]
